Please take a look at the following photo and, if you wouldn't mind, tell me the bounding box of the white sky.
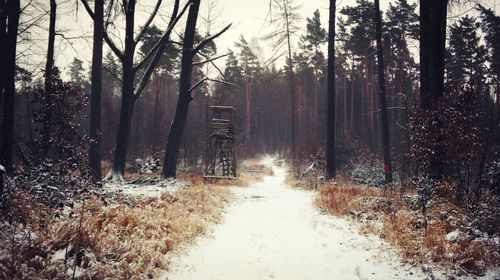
[18,0,499,80]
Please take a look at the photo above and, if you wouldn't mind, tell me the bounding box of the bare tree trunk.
[0,0,5,107]
[370,61,376,150]
[350,62,355,129]
[313,66,319,140]
[151,72,161,153]
[41,0,57,150]
[420,0,448,179]
[1,0,20,174]
[109,0,136,179]
[245,77,251,156]
[162,0,201,178]
[343,75,347,130]
[297,84,303,151]
[326,0,336,179]
[45,0,56,86]
[88,0,103,180]
[362,51,368,131]
[374,0,392,183]
[283,0,297,161]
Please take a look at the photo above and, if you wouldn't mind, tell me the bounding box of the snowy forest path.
[162,156,425,280]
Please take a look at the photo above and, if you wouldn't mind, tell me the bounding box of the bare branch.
[133,0,191,72]
[196,52,228,80]
[189,77,209,92]
[104,65,122,82]
[133,0,189,102]
[193,23,232,54]
[193,53,229,66]
[196,52,237,96]
[168,40,183,46]
[134,0,163,45]
[208,78,235,87]
[188,77,235,93]
[80,0,124,60]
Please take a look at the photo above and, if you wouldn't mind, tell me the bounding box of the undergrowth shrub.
[0,184,230,279]
[316,182,500,276]
[315,183,381,216]
[409,82,493,204]
[31,68,90,176]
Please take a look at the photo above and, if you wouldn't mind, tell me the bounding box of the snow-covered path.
[163,156,426,280]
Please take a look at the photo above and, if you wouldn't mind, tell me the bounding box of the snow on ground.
[162,156,429,280]
[103,178,189,198]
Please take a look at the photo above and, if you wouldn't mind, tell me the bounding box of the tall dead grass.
[176,160,273,187]
[315,183,381,216]
[0,184,230,279]
[315,182,499,275]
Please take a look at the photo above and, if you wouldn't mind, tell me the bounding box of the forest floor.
[2,156,498,279]
[0,158,272,279]
[162,156,445,280]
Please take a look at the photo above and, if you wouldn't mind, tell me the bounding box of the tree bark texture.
[88,0,104,180]
[282,0,297,161]
[326,0,336,179]
[45,0,56,87]
[374,0,393,183]
[419,0,448,179]
[1,0,20,174]
[162,0,201,178]
[110,0,136,178]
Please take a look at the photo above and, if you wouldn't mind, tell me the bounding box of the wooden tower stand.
[204,106,237,179]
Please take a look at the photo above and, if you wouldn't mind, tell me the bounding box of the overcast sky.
[18,0,499,80]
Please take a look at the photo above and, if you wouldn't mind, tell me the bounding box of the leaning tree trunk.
[0,0,5,105]
[326,0,336,180]
[162,0,201,178]
[1,0,20,174]
[419,0,448,180]
[108,0,136,180]
[41,0,56,151]
[283,1,297,162]
[45,0,56,87]
[88,0,104,180]
[374,0,392,183]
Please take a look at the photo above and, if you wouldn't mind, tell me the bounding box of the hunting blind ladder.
[203,106,237,179]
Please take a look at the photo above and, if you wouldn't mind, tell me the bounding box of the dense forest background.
[1,0,499,198]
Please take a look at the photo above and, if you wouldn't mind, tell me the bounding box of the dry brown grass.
[315,182,381,216]
[315,182,499,275]
[177,159,274,187]
[0,183,231,279]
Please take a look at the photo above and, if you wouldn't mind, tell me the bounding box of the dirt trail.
[162,156,426,280]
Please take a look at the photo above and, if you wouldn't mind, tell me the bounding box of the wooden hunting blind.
[203,106,237,179]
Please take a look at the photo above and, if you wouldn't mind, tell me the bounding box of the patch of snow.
[51,246,71,263]
[446,230,461,242]
[104,178,188,198]
[162,157,430,280]
[67,266,85,278]
[304,162,315,173]
[258,155,276,166]
[103,171,125,183]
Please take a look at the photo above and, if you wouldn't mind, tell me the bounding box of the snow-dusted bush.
[1,69,97,212]
[5,164,98,209]
[30,68,90,175]
[347,160,385,187]
[412,175,436,229]
[134,156,161,175]
[482,159,500,195]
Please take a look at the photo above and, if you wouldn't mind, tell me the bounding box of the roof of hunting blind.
[211,106,236,112]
